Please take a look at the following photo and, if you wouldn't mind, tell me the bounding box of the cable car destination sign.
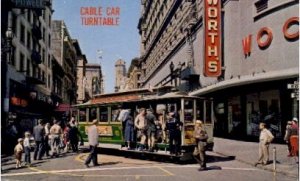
[204,0,222,77]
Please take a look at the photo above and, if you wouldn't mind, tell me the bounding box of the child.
[24,132,31,165]
[14,138,24,168]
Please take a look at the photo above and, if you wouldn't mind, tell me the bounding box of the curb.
[214,151,298,178]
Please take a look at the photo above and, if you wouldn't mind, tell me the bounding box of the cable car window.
[111,106,121,122]
[100,107,108,122]
[196,100,204,121]
[184,100,193,123]
[205,101,212,124]
[89,107,97,122]
[79,108,86,122]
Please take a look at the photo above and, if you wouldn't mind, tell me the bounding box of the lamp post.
[2,15,14,130]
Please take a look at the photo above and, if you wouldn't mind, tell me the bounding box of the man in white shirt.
[85,119,99,167]
[255,123,274,166]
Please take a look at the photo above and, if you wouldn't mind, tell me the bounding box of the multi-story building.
[74,39,90,104]
[125,58,141,90]
[1,1,54,153]
[85,63,104,97]
[138,0,299,140]
[114,59,127,92]
[52,20,77,105]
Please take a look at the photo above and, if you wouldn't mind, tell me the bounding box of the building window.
[20,24,25,44]
[42,49,45,63]
[48,74,51,88]
[43,27,46,41]
[48,34,51,47]
[26,59,30,76]
[48,55,51,68]
[27,31,31,49]
[12,13,17,35]
[10,45,16,66]
[42,71,45,82]
[48,14,51,27]
[19,53,25,72]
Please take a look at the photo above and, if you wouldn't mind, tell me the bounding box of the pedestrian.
[44,122,51,157]
[255,122,274,166]
[134,108,147,151]
[63,123,71,153]
[124,110,134,149]
[69,124,81,152]
[145,109,157,152]
[284,121,293,156]
[14,138,23,168]
[24,132,31,166]
[166,112,182,156]
[50,118,63,157]
[193,120,208,171]
[33,119,45,160]
[85,119,99,167]
[289,118,299,156]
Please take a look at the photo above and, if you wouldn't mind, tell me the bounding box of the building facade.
[114,59,127,92]
[52,20,77,105]
[125,58,142,90]
[85,63,104,97]
[138,0,299,140]
[1,1,55,153]
[74,40,90,104]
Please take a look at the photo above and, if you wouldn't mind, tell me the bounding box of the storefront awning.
[190,68,299,96]
[55,103,72,112]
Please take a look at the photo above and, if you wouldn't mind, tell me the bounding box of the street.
[1,149,297,181]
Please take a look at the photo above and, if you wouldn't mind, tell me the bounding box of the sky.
[52,0,141,93]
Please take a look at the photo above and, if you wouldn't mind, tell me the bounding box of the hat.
[293,118,298,122]
[195,120,203,124]
[18,138,23,142]
[25,132,31,136]
[92,119,98,125]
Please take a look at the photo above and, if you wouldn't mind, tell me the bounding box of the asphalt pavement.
[1,147,298,181]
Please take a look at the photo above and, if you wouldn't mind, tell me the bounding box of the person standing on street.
[284,121,293,156]
[44,122,51,157]
[33,119,45,160]
[50,119,63,157]
[289,118,299,156]
[255,122,274,166]
[193,120,208,171]
[166,112,182,155]
[85,119,99,167]
[69,124,81,152]
[14,138,24,168]
[24,132,31,166]
[124,110,134,150]
[145,109,157,152]
[134,108,147,151]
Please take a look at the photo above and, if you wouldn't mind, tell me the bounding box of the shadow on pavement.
[207,155,236,163]
[205,166,222,171]
[100,161,122,166]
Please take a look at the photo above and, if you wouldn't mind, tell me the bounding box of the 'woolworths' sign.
[11,0,46,9]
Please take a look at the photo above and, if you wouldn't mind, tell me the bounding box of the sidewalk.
[213,137,299,177]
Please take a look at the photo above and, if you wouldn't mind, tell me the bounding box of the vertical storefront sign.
[204,0,222,77]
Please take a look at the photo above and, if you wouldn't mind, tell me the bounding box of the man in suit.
[33,119,45,160]
[85,119,99,167]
